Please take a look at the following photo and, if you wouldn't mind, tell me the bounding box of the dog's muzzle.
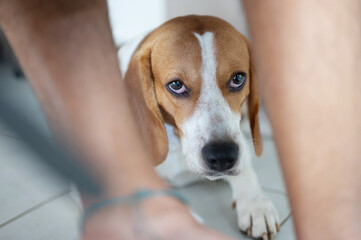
[201,141,239,172]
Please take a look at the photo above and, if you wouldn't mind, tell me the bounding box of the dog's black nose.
[202,141,239,171]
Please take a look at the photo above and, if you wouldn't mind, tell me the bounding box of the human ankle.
[81,193,194,240]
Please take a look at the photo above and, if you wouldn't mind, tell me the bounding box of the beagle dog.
[118,15,280,239]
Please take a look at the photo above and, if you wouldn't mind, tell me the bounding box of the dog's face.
[124,16,262,179]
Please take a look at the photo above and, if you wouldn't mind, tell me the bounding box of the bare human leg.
[243,1,361,239]
[0,1,232,239]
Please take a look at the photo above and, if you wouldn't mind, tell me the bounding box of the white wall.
[165,0,248,36]
[107,0,167,44]
[108,0,248,45]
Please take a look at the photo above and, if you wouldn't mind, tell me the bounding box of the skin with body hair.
[0,1,233,240]
[1,0,360,239]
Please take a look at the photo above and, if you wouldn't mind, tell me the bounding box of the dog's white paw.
[233,192,280,239]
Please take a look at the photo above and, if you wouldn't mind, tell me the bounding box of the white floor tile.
[0,194,81,240]
[240,107,286,194]
[252,139,287,194]
[179,181,291,239]
[277,217,296,240]
[258,106,273,138]
[0,135,69,225]
[0,62,291,239]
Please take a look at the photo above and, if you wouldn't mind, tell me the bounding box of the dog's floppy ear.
[245,38,263,157]
[123,45,168,166]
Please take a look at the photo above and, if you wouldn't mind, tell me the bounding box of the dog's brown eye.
[169,81,183,91]
[229,72,247,91]
[166,80,190,97]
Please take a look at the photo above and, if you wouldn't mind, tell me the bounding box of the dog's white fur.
[118,30,279,239]
[179,32,243,178]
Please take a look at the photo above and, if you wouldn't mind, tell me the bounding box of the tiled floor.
[0,63,295,239]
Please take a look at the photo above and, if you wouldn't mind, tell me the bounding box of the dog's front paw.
[233,192,280,239]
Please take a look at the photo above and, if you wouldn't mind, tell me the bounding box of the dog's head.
[124,15,262,179]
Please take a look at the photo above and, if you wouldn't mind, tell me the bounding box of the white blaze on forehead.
[180,32,244,174]
[194,32,217,87]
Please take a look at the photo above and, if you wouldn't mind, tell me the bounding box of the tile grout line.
[0,188,70,229]
[280,212,292,227]
[0,131,52,141]
[0,131,20,139]
[262,187,288,196]
[68,185,84,213]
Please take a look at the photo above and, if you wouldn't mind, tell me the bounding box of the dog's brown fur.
[123,15,262,165]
